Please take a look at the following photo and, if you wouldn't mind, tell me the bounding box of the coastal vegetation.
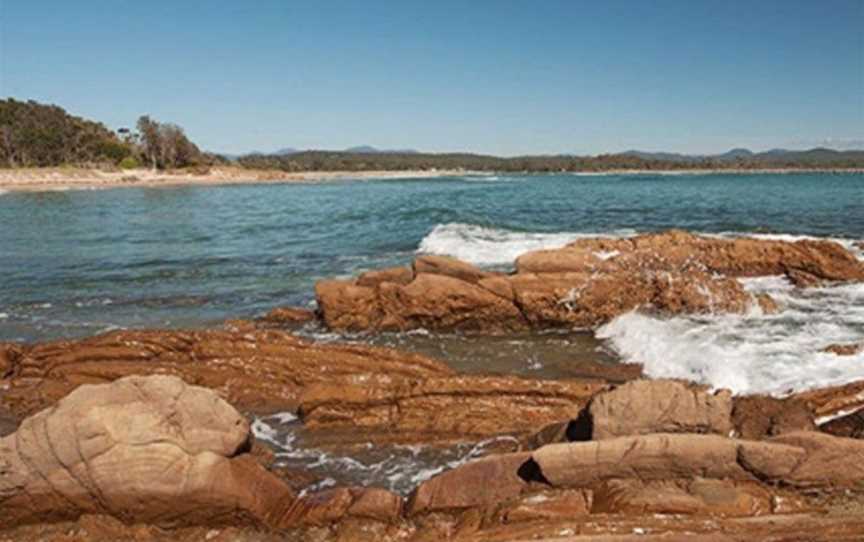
[2,98,863,173]
[0,98,218,170]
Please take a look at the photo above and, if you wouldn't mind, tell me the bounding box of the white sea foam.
[417,223,863,266]
[597,278,864,395]
[416,223,635,266]
[251,411,519,494]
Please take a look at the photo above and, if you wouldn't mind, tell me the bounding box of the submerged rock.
[315,230,863,333]
[821,342,864,356]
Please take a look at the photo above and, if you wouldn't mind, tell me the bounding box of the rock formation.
[315,231,864,333]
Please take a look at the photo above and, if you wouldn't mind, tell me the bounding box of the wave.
[597,277,864,395]
[416,223,864,266]
[416,223,635,266]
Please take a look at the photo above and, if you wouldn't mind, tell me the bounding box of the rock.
[0,329,452,419]
[257,306,316,326]
[299,375,607,441]
[821,343,864,356]
[587,379,733,440]
[757,431,864,488]
[282,487,403,525]
[591,479,772,517]
[0,406,17,438]
[0,375,299,529]
[786,269,824,288]
[312,230,855,333]
[731,395,816,439]
[531,434,751,488]
[412,255,496,284]
[0,343,21,378]
[792,380,864,421]
[754,293,780,314]
[494,490,591,523]
[819,410,864,439]
[407,452,533,514]
[357,266,413,287]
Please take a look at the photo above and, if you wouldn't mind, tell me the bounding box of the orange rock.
[257,306,316,325]
[587,379,733,440]
[413,255,497,284]
[731,395,815,439]
[0,328,452,418]
[357,266,414,287]
[298,375,607,440]
[821,342,864,356]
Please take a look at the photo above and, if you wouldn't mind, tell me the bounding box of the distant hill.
[621,147,864,165]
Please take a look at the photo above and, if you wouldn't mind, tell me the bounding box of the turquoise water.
[1,172,862,347]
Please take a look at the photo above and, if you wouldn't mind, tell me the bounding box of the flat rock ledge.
[315,230,864,333]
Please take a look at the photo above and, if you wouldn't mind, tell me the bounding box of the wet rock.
[819,410,864,439]
[298,375,607,440]
[0,375,298,529]
[0,342,21,378]
[786,268,824,288]
[283,487,403,525]
[407,452,533,514]
[587,379,734,440]
[257,306,316,326]
[313,231,856,333]
[754,293,780,314]
[792,380,864,422]
[821,342,864,356]
[732,395,816,439]
[0,328,452,418]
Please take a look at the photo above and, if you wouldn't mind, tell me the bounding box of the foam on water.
[597,277,864,395]
[417,222,635,266]
[251,412,519,495]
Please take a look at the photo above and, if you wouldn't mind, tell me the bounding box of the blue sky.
[1,0,862,156]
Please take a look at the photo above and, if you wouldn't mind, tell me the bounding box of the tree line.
[0,98,218,169]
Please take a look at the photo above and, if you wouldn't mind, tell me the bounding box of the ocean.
[1,171,863,399]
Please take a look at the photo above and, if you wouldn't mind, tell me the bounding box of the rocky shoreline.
[3,231,864,540]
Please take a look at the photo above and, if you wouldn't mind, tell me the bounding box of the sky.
[0,0,862,156]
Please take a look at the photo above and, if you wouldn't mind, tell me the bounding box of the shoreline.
[0,165,862,193]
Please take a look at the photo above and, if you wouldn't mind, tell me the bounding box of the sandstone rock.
[0,375,297,529]
[494,490,591,523]
[792,380,864,421]
[821,342,864,356]
[299,375,607,440]
[731,395,815,439]
[413,255,495,284]
[754,293,780,314]
[257,306,316,325]
[282,487,403,525]
[357,266,414,287]
[407,452,532,514]
[591,479,772,517]
[587,379,733,440]
[0,342,21,378]
[758,431,864,488]
[0,329,451,418]
[531,434,751,488]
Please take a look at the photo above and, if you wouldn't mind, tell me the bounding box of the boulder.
[299,375,607,441]
[0,328,452,418]
[0,375,297,528]
[731,395,816,439]
[587,379,733,440]
[819,410,864,438]
[407,452,533,514]
[493,490,592,523]
[756,431,864,488]
[531,434,751,488]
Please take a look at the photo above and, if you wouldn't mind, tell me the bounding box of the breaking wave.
[597,278,864,395]
[416,222,636,266]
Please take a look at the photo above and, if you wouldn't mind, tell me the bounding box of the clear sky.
[1,0,862,156]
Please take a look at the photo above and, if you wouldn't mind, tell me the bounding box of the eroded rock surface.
[315,231,864,333]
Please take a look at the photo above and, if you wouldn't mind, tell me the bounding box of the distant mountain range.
[619,147,863,163]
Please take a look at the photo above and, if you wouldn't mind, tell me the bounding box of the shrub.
[119,156,140,169]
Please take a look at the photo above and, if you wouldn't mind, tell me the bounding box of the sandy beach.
[0,166,861,193]
[0,166,480,192]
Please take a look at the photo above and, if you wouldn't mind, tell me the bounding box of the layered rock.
[315,231,864,333]
[0,328,451,418]
[299,375,607,441]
